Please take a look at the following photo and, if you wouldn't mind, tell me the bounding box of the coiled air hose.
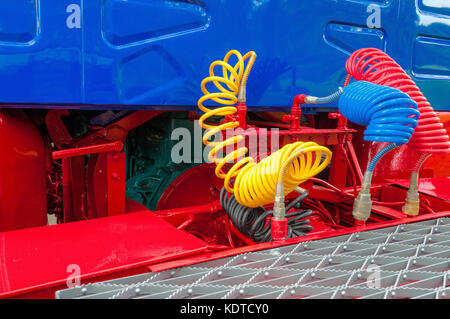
[197,50,332,210]
[337,81,420,221]
[339,81,420,145]
[345,48,450,216]
[220,187,313,243]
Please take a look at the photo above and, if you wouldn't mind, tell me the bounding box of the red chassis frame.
[0,102,449,298]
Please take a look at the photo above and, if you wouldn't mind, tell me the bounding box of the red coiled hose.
[345,48,450,154]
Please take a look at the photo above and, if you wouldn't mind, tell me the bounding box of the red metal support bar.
[345,135,364,184]
[52,141,123,160]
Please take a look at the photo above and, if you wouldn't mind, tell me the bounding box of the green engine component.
[125,112,203,210]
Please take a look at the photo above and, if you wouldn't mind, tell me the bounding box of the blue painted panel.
[0,0,449,110]
[0,0,82,104]
[413,36,450,78]
[0,0,39,44]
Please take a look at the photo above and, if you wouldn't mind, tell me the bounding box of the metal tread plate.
[56,218,450,299]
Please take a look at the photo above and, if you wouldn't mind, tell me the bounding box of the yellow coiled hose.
[197,50,332,208]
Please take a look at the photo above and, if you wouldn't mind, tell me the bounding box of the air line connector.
[402,171,420,216]
[271,182,288,241]
[352,171,373,222]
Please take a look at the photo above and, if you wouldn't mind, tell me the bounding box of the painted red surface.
[0,110,47,231]
[0,199,208,298]
[387,177,450,202]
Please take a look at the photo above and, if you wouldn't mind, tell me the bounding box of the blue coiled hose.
[338,81,420,145]
[318,81,422,222]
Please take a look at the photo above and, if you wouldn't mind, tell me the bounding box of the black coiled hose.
[220,187,313,242]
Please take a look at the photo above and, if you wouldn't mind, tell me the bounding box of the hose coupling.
[352,171,373,222]
[237,86,247,103]
[273,182,286,220]
[402,171,420,217]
